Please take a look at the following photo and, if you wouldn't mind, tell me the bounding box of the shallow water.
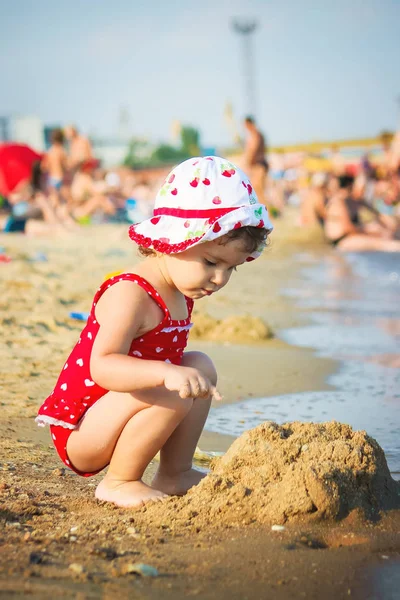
[206,251,400,479]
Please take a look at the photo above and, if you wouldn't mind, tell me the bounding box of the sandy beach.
[1,214,399,599]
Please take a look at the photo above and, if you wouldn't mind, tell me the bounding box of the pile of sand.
[144,422,400,530]
[191,312,273,343]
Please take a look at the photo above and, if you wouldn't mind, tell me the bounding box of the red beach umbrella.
[0,143,43,196]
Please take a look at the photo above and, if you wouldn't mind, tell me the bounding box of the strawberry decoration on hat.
[128,156,273,259]
[220,161,237,177]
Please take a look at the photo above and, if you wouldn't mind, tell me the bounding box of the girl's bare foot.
[95,476,168,508]
[152,467,206,496]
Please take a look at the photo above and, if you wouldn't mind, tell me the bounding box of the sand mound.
[191,312,273,343]
[143,422,400,530]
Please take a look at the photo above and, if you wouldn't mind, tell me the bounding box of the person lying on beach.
[36,156,273,508]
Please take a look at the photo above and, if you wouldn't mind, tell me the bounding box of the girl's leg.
[67,389,194,507]
[66,351,216,506]
[152,351,217,495]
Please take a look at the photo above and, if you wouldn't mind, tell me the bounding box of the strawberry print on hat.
[128,156,273,260]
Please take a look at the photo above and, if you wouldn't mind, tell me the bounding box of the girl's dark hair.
[137,225,271,258]
[220,225,271,254]
[138,246,157,257]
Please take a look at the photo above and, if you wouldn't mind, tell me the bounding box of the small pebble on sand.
[69,563,84,575]
[121,563,159,577]
[126,526,138,535]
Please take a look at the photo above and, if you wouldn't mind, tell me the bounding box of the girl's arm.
[90,280,170,392]
[90,280,217,399]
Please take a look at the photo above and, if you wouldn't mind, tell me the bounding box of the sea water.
[206,251,400,479]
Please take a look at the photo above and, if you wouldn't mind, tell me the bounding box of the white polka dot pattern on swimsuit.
[36,272,194,430]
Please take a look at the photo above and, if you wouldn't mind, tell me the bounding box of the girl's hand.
[164,366,222,401]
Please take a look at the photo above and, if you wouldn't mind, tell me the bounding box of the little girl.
[36,156,273,508]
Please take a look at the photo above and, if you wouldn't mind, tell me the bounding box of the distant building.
[91,137,130,168]
[0,115,45,151]
[0,117,11,142]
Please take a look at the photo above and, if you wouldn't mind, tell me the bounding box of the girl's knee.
[182,351,217,385]
[159,395,194,422]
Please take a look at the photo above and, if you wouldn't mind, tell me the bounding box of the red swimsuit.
[36,273,194,476]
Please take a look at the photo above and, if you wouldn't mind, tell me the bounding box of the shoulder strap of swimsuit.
[185,296,194,319]
[91,273,170,319]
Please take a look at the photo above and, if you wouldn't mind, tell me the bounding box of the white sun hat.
[128,156,273,260]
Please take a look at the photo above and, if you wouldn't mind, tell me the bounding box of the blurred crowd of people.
[300,167,400,251]
[1,121,400,252]
[0,126,153,235]
[257,126,400,252]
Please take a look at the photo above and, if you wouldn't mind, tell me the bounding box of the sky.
[1,0,400,148]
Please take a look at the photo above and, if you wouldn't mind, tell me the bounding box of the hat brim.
[129,204,273,260]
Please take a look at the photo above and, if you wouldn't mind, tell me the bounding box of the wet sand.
[1,216,399,599]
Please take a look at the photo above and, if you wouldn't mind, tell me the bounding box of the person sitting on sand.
[1,166,72,235]
[69,163,116,222]
[323,175,400,252]
[300,172,330,227]
[36,156,273,508]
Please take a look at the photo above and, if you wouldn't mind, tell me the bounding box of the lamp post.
[231,18,258,118]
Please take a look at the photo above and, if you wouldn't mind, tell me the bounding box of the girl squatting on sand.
[36,156,273,508]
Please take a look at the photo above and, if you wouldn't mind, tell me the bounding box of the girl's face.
[161,237,252,299]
